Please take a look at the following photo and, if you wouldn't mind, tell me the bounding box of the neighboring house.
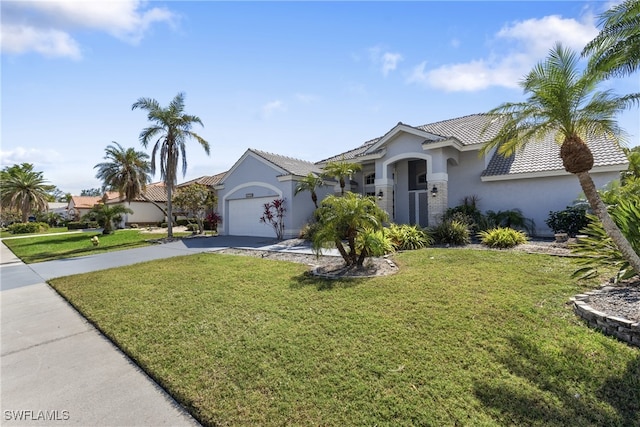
[215,149,333,237]
[47,202,69,220]
[105,182,168,226]
[67,193,118,221]
[217,114,628,238]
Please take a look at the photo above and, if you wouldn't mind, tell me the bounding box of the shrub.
[385,224,433,250]
[570,197,640,282]
[429,220,470,246]
[546,205,589,237]
[299,221,321,241]
[8,222,49,234]
[177,219,190,226]
[356,229,395,257]
[478,227,528,249]
[186,223,199,232]
[485,209,535,235]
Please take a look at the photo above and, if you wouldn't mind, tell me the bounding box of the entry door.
[408,191,429,227]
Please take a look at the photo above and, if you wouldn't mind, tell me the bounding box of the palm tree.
[481,43,640,273]
[94,142,168,220]
[84,203,133,235]
[95,142,151,202]
[132,92,210,237]
[312,192,388,266]
[294,173,325,208]
[0,163,53,223]
[322,158,362,195]
[582,0,640,78]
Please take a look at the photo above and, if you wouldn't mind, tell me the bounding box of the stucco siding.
[123,202,166,224]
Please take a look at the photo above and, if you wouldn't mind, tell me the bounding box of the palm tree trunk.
[167,185,173,238]
[576,171,640,273]
[334,238,351,265]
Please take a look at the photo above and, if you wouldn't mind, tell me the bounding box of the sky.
[2,0,639,195]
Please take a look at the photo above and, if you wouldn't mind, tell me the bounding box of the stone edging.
[571,293,639,348]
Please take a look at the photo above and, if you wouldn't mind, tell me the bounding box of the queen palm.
[0,163,53,223]
[481,43,640,273]
[582,0,639,78]
[294,173,325,208]
[132,93,210,237]
[322,159,362,195]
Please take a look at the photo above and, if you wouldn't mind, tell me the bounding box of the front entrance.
[408,190,429,227]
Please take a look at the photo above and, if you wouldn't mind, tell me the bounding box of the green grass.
[50,249,639,426]
[0,227,71,238]
[3,229,188,263]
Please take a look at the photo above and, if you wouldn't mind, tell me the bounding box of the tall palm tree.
[294,173,325,208]
[94,142,168,219]
[481,43,640,273]
[132,92,210,237]
[0,163,53,223]
[582,0,640,78]
[322,159,362,195]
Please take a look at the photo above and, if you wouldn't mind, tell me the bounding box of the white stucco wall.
[122,202,166,225]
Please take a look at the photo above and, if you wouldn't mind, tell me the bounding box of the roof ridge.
[415,112,488,129]
[250,148,315,164]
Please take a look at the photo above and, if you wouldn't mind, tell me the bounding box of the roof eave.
[481,164,627,182]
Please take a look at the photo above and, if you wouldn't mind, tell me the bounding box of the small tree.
[322,159,362,195]
[294,173,326,209]
[83,203,133,235]
[313,193,389,266]
[260,198,286,239]
[173,184,216,234]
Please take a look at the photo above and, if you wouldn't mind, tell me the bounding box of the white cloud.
[369,45,403,76]
[261,100,286,118]
[295,93,318,104]
[1,0,176,59]
[407,13,599,92]
[0,147,63,167]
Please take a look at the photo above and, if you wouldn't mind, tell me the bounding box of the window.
[417,173,427,185]
[365,173,375,185]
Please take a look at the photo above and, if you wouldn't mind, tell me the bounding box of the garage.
[228,197,277,237]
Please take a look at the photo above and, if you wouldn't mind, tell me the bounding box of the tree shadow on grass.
[23,241,152,263]
[290,271,363,291]
[474,335,639,426]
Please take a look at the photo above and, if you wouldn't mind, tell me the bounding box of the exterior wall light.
[377,190,384,200]
[431,185,438,197]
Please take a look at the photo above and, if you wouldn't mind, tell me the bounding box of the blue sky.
[2,1,638,195]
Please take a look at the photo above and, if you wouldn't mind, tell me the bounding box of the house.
[217,114,628,238]
[67,193,118,221]
[105,182,168,226]
[215,149,333,237]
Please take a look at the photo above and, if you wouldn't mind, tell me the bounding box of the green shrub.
[8,222,49,234]
[478,227,528,249]
[177,219,190,226]
[485,209,535,235]
[429,220,470,246]
[570,197,640,282]
[546,205,589,237]
[384,224,433,250]
[298,221,321,241]
[356,229,395,257]
[160,222,168,228]
[186,223,199,232]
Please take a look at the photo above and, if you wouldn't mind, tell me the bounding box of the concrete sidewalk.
[1,235,337,426]
[0,241,203,426]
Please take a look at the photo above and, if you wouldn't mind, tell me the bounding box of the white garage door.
[228,197,276,237]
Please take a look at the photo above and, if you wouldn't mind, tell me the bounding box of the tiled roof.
[318,113,627,176]
[482,133,628,177]
[250,149,323,177]
[177,172,226,188]
[70,196,102,209]
[416,113,502,146]
[108,183,168,202]
[317,138,381,164]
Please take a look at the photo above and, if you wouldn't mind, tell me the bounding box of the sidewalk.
[1,235,337,426]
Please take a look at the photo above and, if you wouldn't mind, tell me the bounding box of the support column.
[428,180,448,226]
[375,178,394,221]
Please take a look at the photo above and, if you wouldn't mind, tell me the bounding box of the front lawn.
[3,229,188,263]
[0,227,70,238]
[50,249,639,426]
